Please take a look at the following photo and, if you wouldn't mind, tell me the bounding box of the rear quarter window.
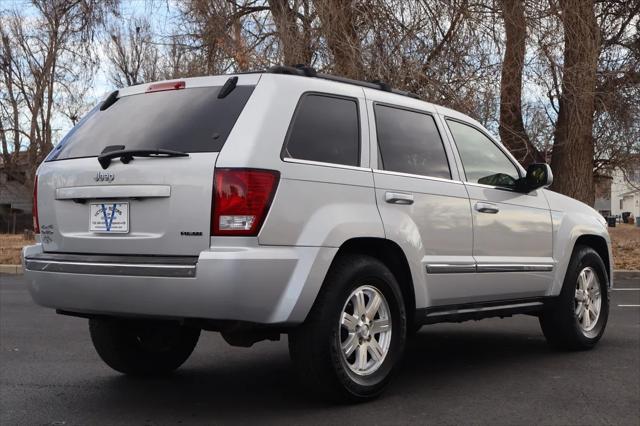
[282,93,360,167]
[47,85,255,161]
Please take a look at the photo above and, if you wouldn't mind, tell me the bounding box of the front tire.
[288,254,407,402]
[539,245,609,350]
[89,319,200,375]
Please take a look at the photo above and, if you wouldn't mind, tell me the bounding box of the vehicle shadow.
[78,324,556,421]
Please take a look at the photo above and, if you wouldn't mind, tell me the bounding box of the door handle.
[474,202,499,214]
[385,192,414,205]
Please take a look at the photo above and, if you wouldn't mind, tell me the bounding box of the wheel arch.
[544,190,613,294]
[330,237,417,326]
[574,234,611,283]
[551,228,613,296]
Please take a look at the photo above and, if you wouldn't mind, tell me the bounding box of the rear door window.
[375,105,451,179]
[47,85,255,161]
[283,94,360,167]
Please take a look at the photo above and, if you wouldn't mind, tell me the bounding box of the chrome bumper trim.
[24,258,196,278]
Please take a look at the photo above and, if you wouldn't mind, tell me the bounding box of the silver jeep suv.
[23,66,612,402]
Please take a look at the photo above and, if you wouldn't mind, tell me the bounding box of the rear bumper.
[22,243,336,324]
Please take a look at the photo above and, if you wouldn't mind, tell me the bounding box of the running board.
[416,298,549,325]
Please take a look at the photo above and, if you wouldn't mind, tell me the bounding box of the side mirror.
[520,163,553,192]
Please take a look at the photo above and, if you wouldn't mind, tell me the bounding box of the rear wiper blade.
[98,149,189,169]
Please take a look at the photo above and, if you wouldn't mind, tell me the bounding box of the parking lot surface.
[1,273,638,425]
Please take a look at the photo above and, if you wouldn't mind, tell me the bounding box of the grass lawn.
[1,224,639,269]
[608,223,640,270]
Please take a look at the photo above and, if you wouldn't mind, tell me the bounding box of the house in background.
[610,165,640,219]
[594,174,613,217]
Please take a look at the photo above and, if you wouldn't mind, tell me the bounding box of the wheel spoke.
[342,333,358,357]
[354,290,366,317]
[586,269,595,290]
[365,293,382,321]
[583,307,591,328]
[356,344,368,371]
[370,318,390,335]
[341,312,359,332]
[368,338,384,362]
[576,302,585,318]
[579,270,588,290]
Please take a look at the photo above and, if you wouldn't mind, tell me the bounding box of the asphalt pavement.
[1,273,638,425]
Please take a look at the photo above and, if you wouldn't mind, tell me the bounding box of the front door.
[444,118,554,302]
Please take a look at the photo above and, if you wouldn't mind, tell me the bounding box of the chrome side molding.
[426,264,477,274]
[426,263,554,274]
[476,264,554,273]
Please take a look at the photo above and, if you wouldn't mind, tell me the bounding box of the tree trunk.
[551,0,600,205]
[498,0,543,167]
[269,0,313,66]
[315,0,363,79]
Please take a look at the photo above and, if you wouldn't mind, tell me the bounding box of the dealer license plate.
[90,203,129,233]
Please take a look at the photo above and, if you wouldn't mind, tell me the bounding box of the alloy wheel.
[574,266,602,333]
[339,285,392,376]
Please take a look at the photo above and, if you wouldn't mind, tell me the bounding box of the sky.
[1,0,181,143]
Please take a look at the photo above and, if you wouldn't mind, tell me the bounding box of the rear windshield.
[47,85,255,161]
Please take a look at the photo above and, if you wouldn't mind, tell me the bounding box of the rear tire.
[288,254,407,403]
[89,319,200,375]
[539,245,609,350]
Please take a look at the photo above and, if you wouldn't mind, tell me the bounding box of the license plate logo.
[90,203,129,233]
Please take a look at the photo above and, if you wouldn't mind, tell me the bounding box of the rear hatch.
[36,75,258,256]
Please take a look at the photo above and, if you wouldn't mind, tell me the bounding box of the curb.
[0,265,23,275]
[614,270,640,280]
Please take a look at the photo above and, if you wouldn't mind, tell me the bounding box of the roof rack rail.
[266,65,421,100]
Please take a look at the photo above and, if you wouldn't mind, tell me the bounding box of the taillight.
[212,169,279,236]
[32,175,40,234]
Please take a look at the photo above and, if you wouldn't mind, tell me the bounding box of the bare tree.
[3,0,638,206]
[175,0,272,74]
[315,0,364,79]
[0,0,113,185]
[106,18,160,87]
[268,0,315,66]
[498,0,543,166]
[592,0,640,179]
[550,0,600,205]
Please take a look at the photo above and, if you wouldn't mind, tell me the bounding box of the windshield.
[47,85,255,161]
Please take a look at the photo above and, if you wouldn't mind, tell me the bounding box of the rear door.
[36,76,258,255]
[366,94,475,308]
[443,117,554,299]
